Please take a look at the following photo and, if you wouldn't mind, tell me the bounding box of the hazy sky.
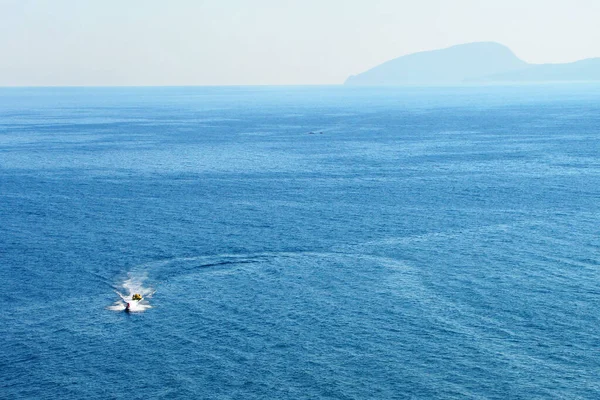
[1,0,599,86]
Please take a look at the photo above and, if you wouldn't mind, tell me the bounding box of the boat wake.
[108,274,154,312]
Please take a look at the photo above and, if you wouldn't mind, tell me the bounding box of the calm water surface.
[1,85,600,399]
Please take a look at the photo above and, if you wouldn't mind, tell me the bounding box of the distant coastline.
[345,42,600,86]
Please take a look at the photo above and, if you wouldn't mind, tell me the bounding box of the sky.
[0,0,599,86]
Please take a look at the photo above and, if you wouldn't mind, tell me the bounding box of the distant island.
[345,42,600,85]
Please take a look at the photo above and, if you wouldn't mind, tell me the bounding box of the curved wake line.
[107,251,414,312]
[121,251,412,280]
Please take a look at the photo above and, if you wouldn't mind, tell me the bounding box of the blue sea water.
[1,85,600,399]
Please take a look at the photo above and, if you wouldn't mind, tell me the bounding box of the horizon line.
[2,81,600,89]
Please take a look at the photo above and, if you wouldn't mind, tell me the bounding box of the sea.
[1,85,599,399]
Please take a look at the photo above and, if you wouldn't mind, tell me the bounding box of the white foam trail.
[109,273,154,312]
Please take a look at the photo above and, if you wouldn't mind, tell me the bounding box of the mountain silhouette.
[345,42,600,85]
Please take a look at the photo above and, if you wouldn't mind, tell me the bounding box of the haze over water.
[1,85,600,398]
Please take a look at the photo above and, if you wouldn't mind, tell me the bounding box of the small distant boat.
[125,293,143,312]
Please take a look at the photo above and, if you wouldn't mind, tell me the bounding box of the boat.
[125,293,143,312]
